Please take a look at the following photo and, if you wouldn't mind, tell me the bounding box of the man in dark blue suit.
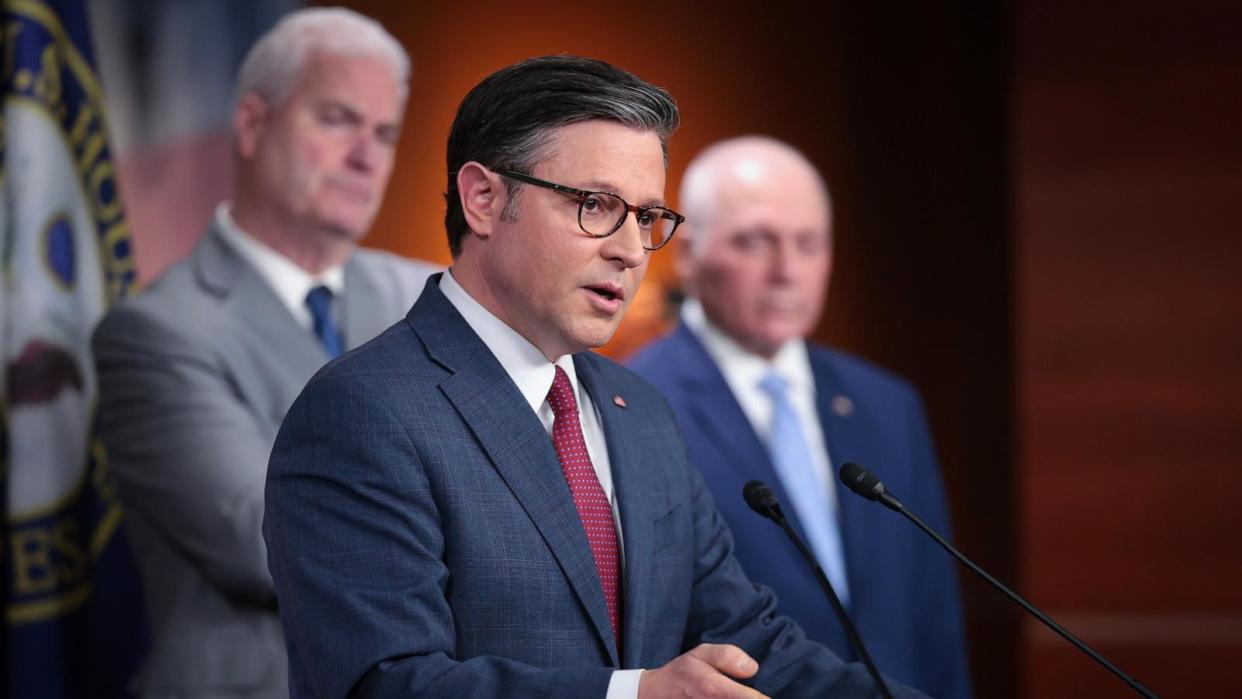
[629,136,972,698]
[263,59,926,698]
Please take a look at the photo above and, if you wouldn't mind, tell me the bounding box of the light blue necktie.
[305,285,344,358]
[759,371,850,605]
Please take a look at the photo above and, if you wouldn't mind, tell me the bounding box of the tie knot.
[305,285,334,315]
[759,371,788,398]
[546,365,578,418]
[305,285,344,358]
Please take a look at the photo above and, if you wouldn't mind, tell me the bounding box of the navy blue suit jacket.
[628,322,971,699]
[264,276,926,698]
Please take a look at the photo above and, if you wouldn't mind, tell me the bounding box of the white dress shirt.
[438,270,642,699]
[680,298,841,539]
[214,202,345,330]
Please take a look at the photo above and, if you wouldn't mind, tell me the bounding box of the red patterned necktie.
[546,365,622,645]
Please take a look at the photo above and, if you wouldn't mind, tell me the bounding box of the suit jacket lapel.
[410,280,620,665]
[192,224,327,376]
[341,255,385,350]
[575,354,656,668]
[669,324,816,544]
[810,352,871,609]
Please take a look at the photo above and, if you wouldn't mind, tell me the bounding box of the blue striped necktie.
[759,370,850,605]
[304,285,344,358]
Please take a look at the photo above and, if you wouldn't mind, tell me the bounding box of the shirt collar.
[439,269,584,413]
[214,202,345,312]
[681,297,813,394]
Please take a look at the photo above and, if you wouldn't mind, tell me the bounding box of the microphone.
[742,480,893,699]
[742,479,783,520]
[838,463,1161,699]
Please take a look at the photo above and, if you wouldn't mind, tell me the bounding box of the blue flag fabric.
[1,0,147,696]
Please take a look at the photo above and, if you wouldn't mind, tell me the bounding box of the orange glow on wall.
[332,1,844,357]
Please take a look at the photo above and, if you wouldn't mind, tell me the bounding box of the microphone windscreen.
[743,480,779,520]
[839,462,884,501]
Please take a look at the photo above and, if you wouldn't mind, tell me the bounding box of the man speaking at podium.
[263,57,926,698]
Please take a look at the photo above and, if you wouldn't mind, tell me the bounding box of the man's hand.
[638,643,767,698]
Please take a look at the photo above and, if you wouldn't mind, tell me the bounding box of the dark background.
[116,1,1242,695]
[340,2,1242,696]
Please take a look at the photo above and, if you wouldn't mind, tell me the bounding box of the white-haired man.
[92,8,436,696]
[629,136,972,698]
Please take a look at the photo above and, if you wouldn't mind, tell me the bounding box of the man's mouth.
[585,283,625,303]
[758,297,806,316]
[327,179,373,204]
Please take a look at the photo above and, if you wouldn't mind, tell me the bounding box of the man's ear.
[457,162,504,239]
[233,92,269,160]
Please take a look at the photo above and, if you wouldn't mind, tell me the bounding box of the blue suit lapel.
[575,354,657,669]
[810,351,872,613]
[668,325,817,546]
[409,278,620,665]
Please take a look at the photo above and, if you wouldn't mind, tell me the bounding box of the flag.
[1,0,146,696]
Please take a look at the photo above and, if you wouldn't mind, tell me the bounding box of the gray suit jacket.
[92,222,437,697]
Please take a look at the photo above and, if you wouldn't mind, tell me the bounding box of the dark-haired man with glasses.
[265,56,925,699]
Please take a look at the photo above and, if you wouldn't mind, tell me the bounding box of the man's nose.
[346,133,383,173]
[770,242,797,281]
[601,212,648,268]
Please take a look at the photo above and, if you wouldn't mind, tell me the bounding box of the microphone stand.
[744,481,893,699]
[842,464,1160,699]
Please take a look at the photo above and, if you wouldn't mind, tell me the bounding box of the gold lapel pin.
[831,394,854,417]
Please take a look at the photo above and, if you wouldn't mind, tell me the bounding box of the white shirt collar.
[680,297,813,394]
[213,202,345,325]
[438,271,620,548]
[439,268,584,413]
